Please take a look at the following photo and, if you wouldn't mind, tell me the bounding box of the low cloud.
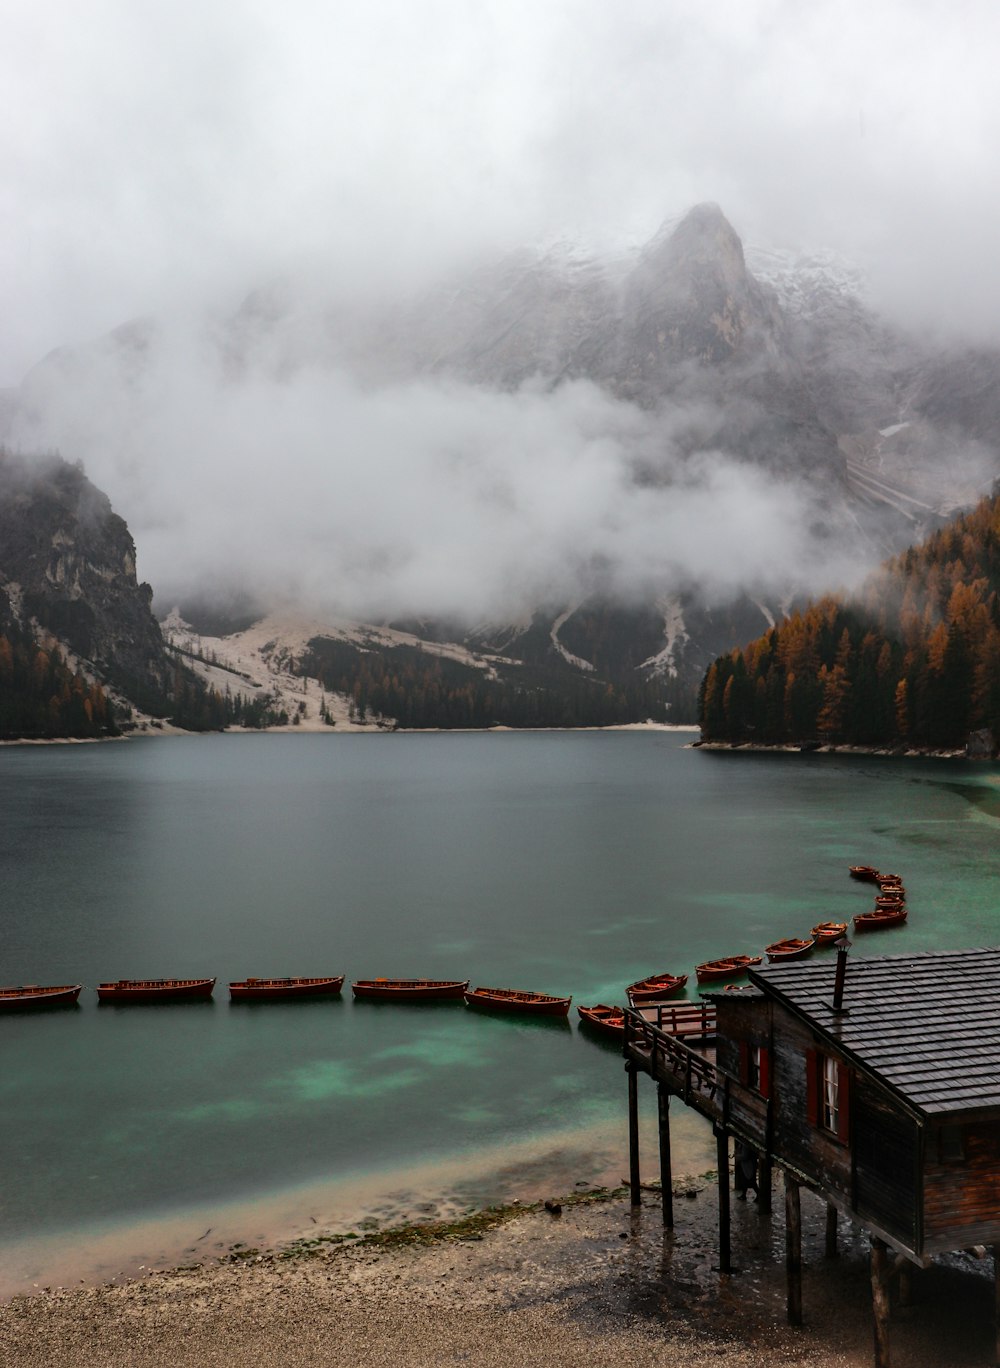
[9,338,872,624]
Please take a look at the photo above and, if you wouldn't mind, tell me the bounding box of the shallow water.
[2,732,999,1290]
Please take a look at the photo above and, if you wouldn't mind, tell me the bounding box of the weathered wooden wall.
[924,1119,1000,1253]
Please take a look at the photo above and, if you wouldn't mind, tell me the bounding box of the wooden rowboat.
[695,956,763,983]
[877,873,903,887]
[351,979,469,1001]
[0,984,82,1010]
[96,978,215,1003]
[626,972,688,1005]
[464,987,571,1017]
[765,938,815,963]
[875,894,905,909]
[577,1003,625,1037]
[854,907,907,932]
[849,865,881,882]
[811,921,848,945]
[229,975,345,1001]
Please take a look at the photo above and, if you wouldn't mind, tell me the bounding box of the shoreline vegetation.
[699,492,1000,758]
[694,739,968,759]
[2,1173,994,1367]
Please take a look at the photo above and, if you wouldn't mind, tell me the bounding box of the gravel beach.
[3,1175,997,1367]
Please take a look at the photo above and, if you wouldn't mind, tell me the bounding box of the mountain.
[0,450,240,736]
[699,488,1000,753]
[5,205,1000,716]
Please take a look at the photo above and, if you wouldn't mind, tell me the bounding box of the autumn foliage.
[0,622,117,739]
[699,490,1000,750]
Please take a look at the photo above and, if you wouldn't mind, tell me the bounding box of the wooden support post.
[871,1237,892,1368]
[716,1127,731,1274]
[994,1246,1000,1368]
[897,1262,911,1308]
[758,1155,772,1213]
[627,1064,641,1207]
[825,1202,839,1259]
[785,1177,802,1326]
[657,1083,673,1229]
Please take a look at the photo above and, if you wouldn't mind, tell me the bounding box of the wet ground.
[2,1170,998,1367]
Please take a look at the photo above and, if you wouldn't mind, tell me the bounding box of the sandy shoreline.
[3,1174,997,1367]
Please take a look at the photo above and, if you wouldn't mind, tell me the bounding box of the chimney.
[832,938,852,1013]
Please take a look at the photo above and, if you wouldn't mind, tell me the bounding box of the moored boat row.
[850,864,910,933]
[0,975,573,1016]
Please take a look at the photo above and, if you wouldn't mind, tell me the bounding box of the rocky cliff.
[0,450,175,715]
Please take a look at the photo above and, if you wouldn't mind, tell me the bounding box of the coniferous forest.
[0,619,118,739]
[301,638,692,729]
[699,489,1000,751]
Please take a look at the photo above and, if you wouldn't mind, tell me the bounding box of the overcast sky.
[3,0,998,627]
[4,0,1000,384]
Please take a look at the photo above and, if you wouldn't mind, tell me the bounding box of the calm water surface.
[2,732,1000,1282]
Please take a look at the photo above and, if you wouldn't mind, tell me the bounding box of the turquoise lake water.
[2,732,1000,1285]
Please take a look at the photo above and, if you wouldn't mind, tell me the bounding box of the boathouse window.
[739,1041,771,1098]
[805,1048,850,1143]
[937,1124,965,1163]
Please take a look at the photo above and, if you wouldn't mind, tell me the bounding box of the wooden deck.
[624,1005,770,1149]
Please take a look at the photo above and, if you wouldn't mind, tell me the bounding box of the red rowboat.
[0,984,82,1009]
[695,956,763,983]
[464,987,571,1017]
[811,921,848,945]
[626,972,688,1005]
[230,975,345,1001]
[96,978,215,1003]
[854,906,907,931]
[765,938,815,963]
[849,865,880,882]
[577,1003,625,1037]
[351,978,469,1001]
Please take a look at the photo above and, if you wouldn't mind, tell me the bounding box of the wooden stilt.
[897,1262,911,1309]
[716,1127,731,1273]
[871,1237,892,1368]
[758,1155,772,1213]
[627,1063,641,1207]
[825,1202,839,1259]
[993,1245,1000,1368]
[785,1177,802,1326]
[657,1083,673,1228]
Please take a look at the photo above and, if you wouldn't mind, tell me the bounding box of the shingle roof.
[748,948,1000,1119]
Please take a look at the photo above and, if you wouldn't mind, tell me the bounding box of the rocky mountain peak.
[654,202,748,287]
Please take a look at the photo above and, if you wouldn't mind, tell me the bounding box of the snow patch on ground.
[549,607,595,672]
[638,596,687,677]
[161,611,513,732]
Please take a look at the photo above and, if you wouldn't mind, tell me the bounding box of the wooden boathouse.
[624,946,1000,1366]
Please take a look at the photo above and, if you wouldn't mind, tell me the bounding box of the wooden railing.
[640,1000,717,1038]
[623,1006,770,1145]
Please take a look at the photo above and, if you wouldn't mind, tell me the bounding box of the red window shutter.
[759,1046,771,1100]
[805,1049,819,1126]
[837,1062,851,1143]
[739,1040,750,1085]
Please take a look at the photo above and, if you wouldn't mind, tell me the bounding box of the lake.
[2,731,999,1291]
